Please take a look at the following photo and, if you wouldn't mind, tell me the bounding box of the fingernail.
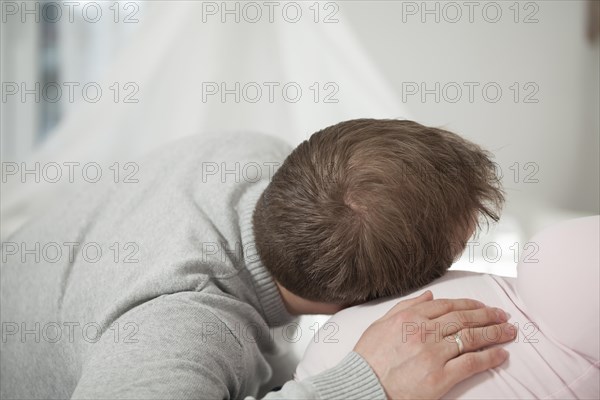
[504,323,516,336]
[496,308,508,322]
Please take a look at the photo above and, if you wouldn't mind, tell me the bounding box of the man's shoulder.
[133,131,294,180]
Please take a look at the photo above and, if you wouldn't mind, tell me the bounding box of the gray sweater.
[1,132,385,399]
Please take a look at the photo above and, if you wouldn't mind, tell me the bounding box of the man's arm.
[71,294,245,399]
[259,351,386,400]
[70,292,382,400]
[71,291,513,400]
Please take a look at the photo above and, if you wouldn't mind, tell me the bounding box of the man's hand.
[353,290,515,400]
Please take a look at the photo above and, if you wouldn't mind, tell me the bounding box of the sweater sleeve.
[69,291,386,400]
[256,352,387,400]
[70,294,247,399]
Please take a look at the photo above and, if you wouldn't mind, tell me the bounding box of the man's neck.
[275,281,344,315]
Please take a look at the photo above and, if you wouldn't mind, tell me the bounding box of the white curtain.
[1,1,410,238]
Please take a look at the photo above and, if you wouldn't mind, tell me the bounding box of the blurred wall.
[1,0,140,160]
[342,0,599,216]
[1,3,40,159]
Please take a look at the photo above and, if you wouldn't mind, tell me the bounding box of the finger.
[439,323,516,360]
[431,307,508,336]
[412,297,486,319]
[384,290,434,317]
[440,347,509,392]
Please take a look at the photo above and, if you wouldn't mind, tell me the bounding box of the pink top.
[295,216,600,399]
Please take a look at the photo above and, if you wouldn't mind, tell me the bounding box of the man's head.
[253,119,504,306]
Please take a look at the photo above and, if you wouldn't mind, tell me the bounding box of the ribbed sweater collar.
[237,181,296,327]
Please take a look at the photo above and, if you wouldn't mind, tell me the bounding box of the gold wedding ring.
[454,333,464,355]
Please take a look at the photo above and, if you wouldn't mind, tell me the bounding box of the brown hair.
[252,119,504,305]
